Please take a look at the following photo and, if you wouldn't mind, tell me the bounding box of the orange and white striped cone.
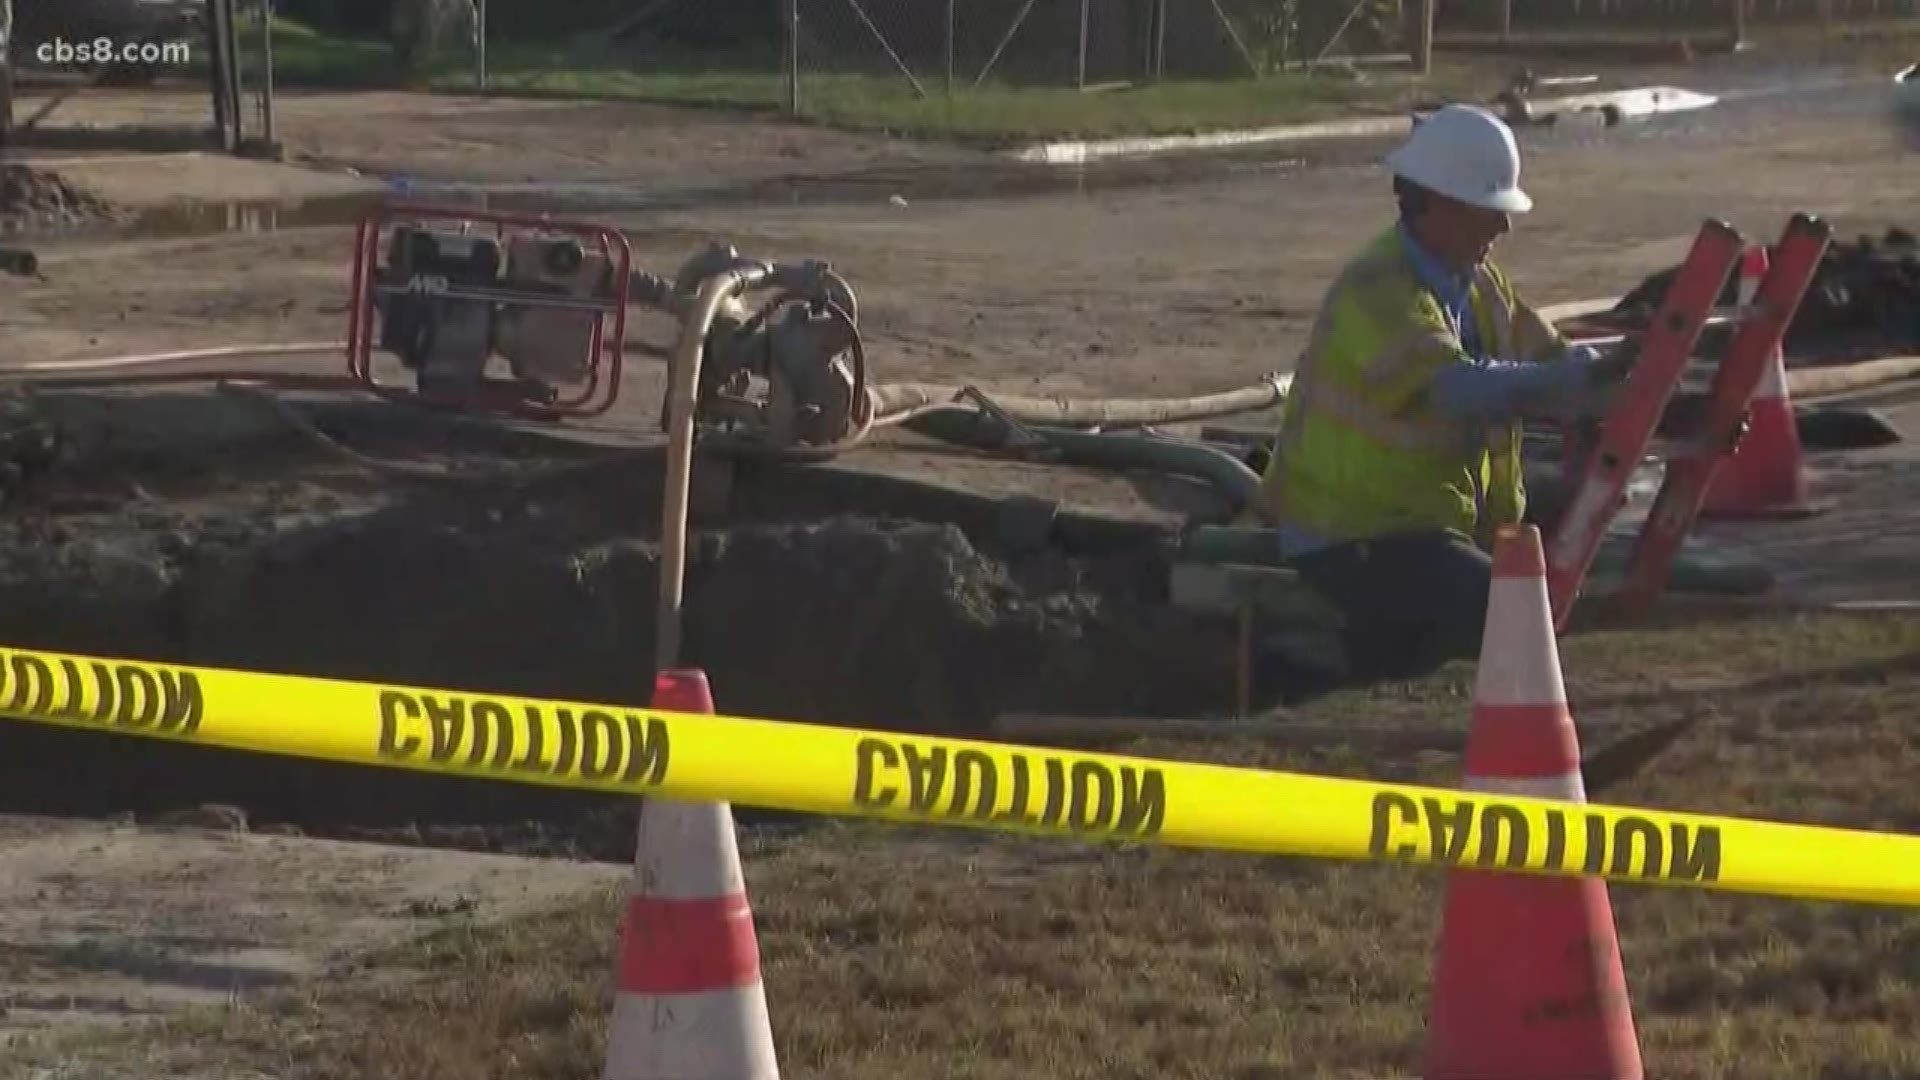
[1422,523,1643,1080]
[603,669,779,1080]
[1701,244,1828,519]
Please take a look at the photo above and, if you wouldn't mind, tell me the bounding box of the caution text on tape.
[1,645,1916,908]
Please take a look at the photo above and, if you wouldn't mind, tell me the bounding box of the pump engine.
[347,205,633,419]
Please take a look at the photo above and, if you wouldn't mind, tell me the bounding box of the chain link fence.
[10,0,1909,149]
[3,0,253,151]
[790,0,1411,100]
[1437,0,1920,35]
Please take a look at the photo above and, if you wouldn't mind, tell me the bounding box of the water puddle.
[118,192,382,239]
[109,148,1315,241]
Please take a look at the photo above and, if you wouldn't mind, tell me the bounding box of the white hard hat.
[1385,104,1533,214]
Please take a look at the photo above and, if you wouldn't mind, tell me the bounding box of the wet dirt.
[64,81,1824,245]
[0,391,1238,864]
[76,147,1318,246]
[112,191,382,241]
[0,165,125,236]
[1608,224,1920,365]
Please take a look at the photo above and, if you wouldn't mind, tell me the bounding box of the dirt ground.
[2,56,1919,1074]
[0,814,621,1037]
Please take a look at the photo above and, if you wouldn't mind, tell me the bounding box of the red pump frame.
[346,202,635,420]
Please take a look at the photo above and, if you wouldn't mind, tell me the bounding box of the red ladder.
[1611,214,1832,620]
[1543,214,1832,629]
[1544,219,1745,627]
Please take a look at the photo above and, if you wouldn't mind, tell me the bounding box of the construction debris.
[1797,405,1903,450]
[0,165,119,235]
[1613,227,1920,363]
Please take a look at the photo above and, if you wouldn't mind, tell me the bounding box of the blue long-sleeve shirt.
[1397,223,1580,424]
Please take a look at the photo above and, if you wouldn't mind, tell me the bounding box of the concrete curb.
[1002,85,1720,166]
[1005,115,1409,166]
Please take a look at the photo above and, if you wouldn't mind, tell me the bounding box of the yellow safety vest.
[1254,228,1566,549]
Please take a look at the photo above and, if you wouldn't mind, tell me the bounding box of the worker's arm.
[1428,351,1616,424]
[1359,283,1624,424]
[1409,274,1626,423]
[1363,310,1619,425]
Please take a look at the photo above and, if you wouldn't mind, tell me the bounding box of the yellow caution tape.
[1,643,1917,907]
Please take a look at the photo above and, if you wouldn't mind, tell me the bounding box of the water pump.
[347,203,634,419]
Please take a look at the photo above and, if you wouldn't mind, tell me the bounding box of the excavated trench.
[0,389,1245,861]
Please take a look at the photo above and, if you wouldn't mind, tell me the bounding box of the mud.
[0,165,124,236]
[0,392,1239,863]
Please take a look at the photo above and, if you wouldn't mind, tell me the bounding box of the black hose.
[729,459,1175,556]
[900,409,1263,514]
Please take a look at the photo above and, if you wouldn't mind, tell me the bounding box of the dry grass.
[8,610,1919,1080]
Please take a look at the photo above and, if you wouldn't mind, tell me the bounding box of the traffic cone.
[1422,523,1643,1080]
[1701,245,1825,519]
[602,669,780,1080]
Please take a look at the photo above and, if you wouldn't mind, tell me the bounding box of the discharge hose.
[868,375,1292,429]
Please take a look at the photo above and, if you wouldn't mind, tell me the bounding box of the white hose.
[1,342,348,376]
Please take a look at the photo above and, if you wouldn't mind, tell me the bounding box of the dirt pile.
[0,164,120,235]
[0,444,1242,860]
[1612,227,1920,363]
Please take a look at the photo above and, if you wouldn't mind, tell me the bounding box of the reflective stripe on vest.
[1285,375,1475,457]
[1360,327,1456,384]
[1473,264,1518,359]
[1261,232,1536,540]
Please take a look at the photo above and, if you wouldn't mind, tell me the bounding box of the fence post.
[208,0,241,152]
[208,0,228,148]
[229,0,246,144]
[784,0,800,114]
[475,0,487,90]
[1144,0,1159,80]
[1499,0,1513,42]
[0,0,13,150]
[945,0,955,95]
[1413,0,1434,75]
[1076,0,1089,88]
[1729,0,1746,51]
[260,0,276,145]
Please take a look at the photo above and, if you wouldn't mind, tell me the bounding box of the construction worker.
[1254,103,1627,685]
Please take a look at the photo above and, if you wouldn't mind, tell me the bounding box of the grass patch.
[9,610,1918,1079]
[234,15,398,87]
[216,20,1490,144]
